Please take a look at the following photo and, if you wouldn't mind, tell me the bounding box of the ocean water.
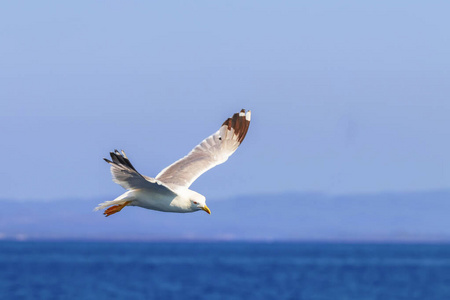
[1,242,450,299]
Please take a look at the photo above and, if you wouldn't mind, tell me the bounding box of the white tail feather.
[94,191,135,211]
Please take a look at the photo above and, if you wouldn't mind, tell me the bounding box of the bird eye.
[193,201,198,205]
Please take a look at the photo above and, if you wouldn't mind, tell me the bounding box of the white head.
[188,192,210,214]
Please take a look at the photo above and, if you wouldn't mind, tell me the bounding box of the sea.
[1,241,450,300]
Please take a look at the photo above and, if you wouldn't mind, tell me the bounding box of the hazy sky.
[1,1,449,201]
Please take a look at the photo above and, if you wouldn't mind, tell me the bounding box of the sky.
[1,1,449,202]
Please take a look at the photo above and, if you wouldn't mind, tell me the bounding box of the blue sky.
[1,1,449,201]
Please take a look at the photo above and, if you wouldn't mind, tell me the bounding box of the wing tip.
[239,108,251,120]
[105,149,140,173]
[220,109,251,144]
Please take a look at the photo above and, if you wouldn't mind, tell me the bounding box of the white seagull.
[95,109,251,217]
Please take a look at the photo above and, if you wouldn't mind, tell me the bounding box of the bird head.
[190,194,211,214]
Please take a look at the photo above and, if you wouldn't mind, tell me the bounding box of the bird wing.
[104,150,176,195]
[155,109,251,188]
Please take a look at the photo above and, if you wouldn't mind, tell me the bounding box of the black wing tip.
[106,149,139,172]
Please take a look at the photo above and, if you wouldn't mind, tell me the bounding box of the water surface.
[1,241,450,299]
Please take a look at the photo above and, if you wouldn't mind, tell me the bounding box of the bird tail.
[94,191,135,217]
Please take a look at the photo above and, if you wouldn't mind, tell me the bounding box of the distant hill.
[1,190,449,242]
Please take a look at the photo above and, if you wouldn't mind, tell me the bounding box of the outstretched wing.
[155,109,251,188]
[104,150,176,195]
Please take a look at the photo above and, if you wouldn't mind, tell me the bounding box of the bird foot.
[104,201,131,217]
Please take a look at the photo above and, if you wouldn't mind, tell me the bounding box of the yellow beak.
[202,205,211,214]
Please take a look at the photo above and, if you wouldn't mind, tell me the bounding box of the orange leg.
[104,201,131,217]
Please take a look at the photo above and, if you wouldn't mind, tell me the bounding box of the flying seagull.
[95,109,251,217]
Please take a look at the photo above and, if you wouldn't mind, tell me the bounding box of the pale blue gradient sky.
[1,1,449,201]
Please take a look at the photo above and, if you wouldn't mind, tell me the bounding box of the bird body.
[131,187,205,213]
[95,109,251,217]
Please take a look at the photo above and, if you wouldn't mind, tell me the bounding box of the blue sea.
[1,242,450,299]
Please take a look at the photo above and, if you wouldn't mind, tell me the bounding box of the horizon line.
[2,187,450,203]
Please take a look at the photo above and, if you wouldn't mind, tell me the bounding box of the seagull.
[95,109,251,217]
